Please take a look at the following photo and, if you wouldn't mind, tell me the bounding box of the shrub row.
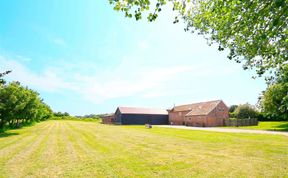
[0,82,53,132]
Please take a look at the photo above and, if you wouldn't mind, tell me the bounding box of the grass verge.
[224,121,288,131]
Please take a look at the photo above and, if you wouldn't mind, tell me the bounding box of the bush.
[257,112,287,121]
[234,104,258,119]
[229,112,236,118]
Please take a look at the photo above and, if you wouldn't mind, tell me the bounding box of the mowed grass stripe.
[4,122,54,178]
[0,123,51,150]
[18,121,68,177]
[61,121,105,177]
[64,121,276,175]
[0,123,53,177]
[69,121,288,177]
[66,122,153,175]
[0,120,287,178]
[26,121,60,177]
[78,122,161,177]
[126,126,288,177]
[62,121,288,177]
[66,121,164,177]
[65,121,127,177]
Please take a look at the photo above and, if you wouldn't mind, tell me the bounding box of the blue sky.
[0,0,266,115]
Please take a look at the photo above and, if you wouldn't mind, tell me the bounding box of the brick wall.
[102,115,114,124]
[206,101,229,126]
[168,111,190,125]
[185,115,207,126]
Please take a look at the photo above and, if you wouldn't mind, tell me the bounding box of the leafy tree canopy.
[109,0,288,79]
[260,64,288,120]
[0,81,52,130]
[234,103,258,119]
[229,105,238,113]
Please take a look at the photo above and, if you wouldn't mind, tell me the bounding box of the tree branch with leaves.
[0,71,11,85]
[109,0,288,80]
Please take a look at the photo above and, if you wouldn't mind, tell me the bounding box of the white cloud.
[0,54,239,104]
[71,62,194,103]
[0,56,72,92]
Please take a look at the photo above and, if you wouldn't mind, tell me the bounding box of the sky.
[0,0,267,115]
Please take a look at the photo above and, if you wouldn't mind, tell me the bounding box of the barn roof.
[101,113,114,118]
[173,100,223,116]
[117,107,168,115]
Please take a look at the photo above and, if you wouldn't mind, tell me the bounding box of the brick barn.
[169,100,229,127]
[114,107,168,125]
[101,113,115,124]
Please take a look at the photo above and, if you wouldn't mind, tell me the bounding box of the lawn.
[224,121,288,131]
[0,120,287,178]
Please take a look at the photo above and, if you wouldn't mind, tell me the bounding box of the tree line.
[229,66,288,122]
[0,72,53,131]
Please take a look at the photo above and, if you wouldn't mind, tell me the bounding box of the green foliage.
[259,65,288,121]
[53,112,101,121]
[261,84,288,120]
[234,103,258,119]
[52,116,76,120]
[76,114,101,119]
[229,105,239,118]
[0,70,11,85]
[54,111,70,117]
[261,87,288,121]
[229,112,236,118]
[51,115,101,122]
[0,81,53,131]
[109,0,288,79]
[229,105,238,113]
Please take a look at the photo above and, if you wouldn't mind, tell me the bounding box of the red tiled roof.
[173,100,222,116]
[118,107,168,115]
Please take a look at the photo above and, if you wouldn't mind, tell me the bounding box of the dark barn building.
[114,107,168,125]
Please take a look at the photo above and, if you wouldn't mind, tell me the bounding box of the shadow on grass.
[274,123,288,131]
[0,132,19,138]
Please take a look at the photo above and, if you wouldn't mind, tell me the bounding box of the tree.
[229,105,238,113]
[54,112,70,117]
[0,81,53,130]
[261,83,288,120]
[109,0,288,79]
[234,103,258,119]
[260,64,288,120]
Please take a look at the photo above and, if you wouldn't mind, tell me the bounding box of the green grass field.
[0,120,287,178]
[224,121,288,131]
